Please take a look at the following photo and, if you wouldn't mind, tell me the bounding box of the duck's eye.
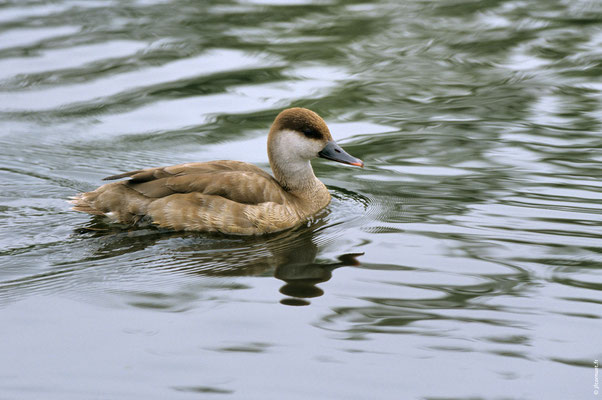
[302,127,322,140]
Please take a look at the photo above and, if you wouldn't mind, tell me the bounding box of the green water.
[1,0,601,399]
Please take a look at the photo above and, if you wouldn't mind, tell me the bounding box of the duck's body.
[70,108,363,235]
[71,159,330,235]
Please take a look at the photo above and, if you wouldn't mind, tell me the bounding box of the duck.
[70,107,363,235]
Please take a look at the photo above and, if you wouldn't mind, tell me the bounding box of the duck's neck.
[268,130,322,195]
[270,157,322,194]
[267,130,331,216]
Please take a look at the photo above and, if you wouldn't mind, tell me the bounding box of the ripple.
[0,26,80,51]
[0,4,72,24]
[0,0,601,398]
[0,40,148,82]
[0,49,276,112]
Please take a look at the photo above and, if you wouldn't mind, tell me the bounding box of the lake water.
[1,0,601,399]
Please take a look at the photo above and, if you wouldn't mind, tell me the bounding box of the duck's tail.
[68,194,105,215]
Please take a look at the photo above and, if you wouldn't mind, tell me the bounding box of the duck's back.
[71,161,305,235]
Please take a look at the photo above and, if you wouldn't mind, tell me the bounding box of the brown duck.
[70,108,363,235]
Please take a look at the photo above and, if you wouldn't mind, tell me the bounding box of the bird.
[69,107,364,235]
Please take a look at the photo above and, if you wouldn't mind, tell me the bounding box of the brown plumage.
[70,108,363,235]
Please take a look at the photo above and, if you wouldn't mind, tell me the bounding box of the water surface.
[1,0,601,399]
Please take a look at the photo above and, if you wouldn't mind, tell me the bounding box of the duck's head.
[267,107,364,169]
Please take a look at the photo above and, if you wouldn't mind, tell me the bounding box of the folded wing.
[106,161,287,205]
[71,161,298,234]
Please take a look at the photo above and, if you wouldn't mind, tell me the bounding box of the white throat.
[268,129,321,192]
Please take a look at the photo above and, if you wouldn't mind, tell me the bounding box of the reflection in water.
[0,186,369,309]
[1,0,601,398]
[275,249,363,306]
[71,216,362,307]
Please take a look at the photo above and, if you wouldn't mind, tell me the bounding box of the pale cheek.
[285,133,321,159]
[301,141,323,159]
[273,130,325,160]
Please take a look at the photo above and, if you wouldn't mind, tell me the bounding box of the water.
[1,0,601,398]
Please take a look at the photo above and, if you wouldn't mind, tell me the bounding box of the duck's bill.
[318,141,364,167]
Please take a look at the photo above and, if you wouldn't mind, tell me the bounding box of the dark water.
[1,0,601,399]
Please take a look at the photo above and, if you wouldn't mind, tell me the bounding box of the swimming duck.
[70,108,363,235]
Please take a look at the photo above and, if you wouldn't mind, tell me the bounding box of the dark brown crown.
[270,108,332,141]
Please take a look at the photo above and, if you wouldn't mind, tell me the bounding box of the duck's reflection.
[273,239,362,306]
[76,218,363,306]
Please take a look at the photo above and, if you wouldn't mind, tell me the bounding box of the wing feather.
[103,161,272,181]
[103,161,286,205]
[72,160,304,234]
